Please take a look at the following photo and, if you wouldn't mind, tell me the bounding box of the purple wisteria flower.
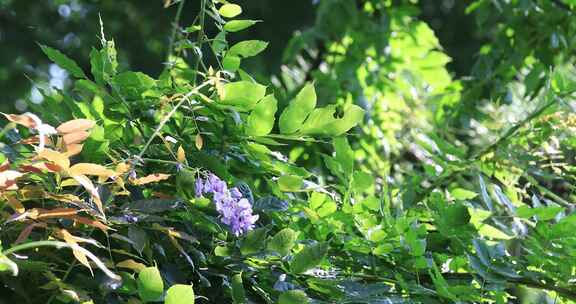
[196,173,259,236]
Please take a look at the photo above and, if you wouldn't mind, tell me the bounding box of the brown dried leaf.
[65,144,84,157]
[116,259,146,272]
[37,149,70,171]
[56,119,96,134]
[4,194,25,213]
[58,229,92,273]
[2,113,37,128]
[0,170,24,190]
[15,222,47,244]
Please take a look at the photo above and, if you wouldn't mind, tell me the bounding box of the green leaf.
[334,137,354,176]
[240,227,267,255]
[228,40,269,58]
[300,104,364,136]
[352,171,374,193]
[517,206,564,221]
[278,175,303,192]
[278,290,309,304]
[212,31,228,55]
[40,44,86,78]
[138,266,164,302]
[112,71,156,99]
[279,83,317,134]
[219,4,242,18]
[222,54,241,72]
[224,20,260,32]
[268,228,297,256]
[246,94,277,136]
[220,81,266,111]
[231,273,247,304]
[290,242,328,274]
[450,188,478,200]
[165,284,195,304]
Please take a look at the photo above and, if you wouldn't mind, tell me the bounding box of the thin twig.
[167,0,187,61]
[137,80,211,159]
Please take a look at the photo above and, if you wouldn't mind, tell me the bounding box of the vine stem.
[167,0,186,61]
[137,80,212,159]
[192,0,206,86]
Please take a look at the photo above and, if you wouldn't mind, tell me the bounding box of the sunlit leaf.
[137,266,164,302]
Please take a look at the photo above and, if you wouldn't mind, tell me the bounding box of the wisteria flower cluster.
[195,173,259,236]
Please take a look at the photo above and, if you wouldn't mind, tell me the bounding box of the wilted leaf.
[116,259,146,273]
[2,113,38,128]
[62,131,91,145]
[68,163,115,178]
[38,149,70,171]
[177,145,186,163]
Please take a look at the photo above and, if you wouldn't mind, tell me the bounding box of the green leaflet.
[279,83,317,134]
[290,242,328,274]
[137,266,164,302]
[220,81,267,111]
[246,94,277,136]
[224,20,260,32]
[40,44,86,78]
[299,104,364,136]
[165,284,195,304]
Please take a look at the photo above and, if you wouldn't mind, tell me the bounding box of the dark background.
[0,0,479,112]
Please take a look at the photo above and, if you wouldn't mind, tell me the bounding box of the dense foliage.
[1,1,576,303]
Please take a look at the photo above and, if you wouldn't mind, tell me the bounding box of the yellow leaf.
[38,149,70,171]
[56,119,96,134]
[61,178,80,187]
[116,259,146,272]
[65,143,84,157]
[131,173,170,185]
[195,133,203,150]
[58,229,92,273]
[177,145,186,163]
[68,163,115,178]
[73,175,104,216]
[116,162,131,175]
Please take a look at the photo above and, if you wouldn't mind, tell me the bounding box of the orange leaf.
[131,173,170,185]
[71,215,110,232]
[2,113,37,128]
[33,208,79,219]
[63,130,90,145]
[37,149,70,171]
[69,163,115,178]
[3,194,25,213]
[56,119,96,134]
[18,164,44,174]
